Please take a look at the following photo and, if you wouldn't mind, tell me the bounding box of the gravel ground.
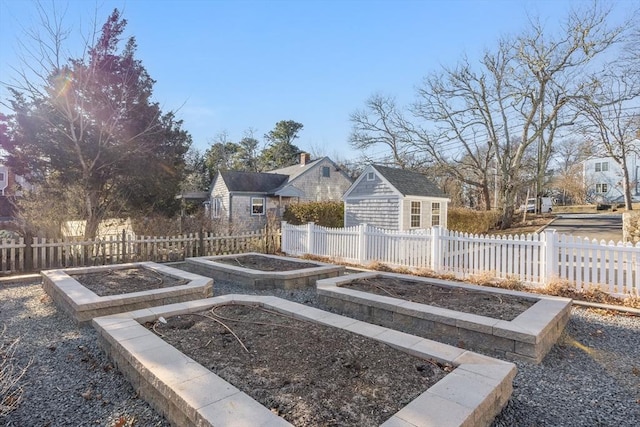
[1,276,639,426]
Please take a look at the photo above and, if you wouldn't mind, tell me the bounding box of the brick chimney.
[300,152,311,165]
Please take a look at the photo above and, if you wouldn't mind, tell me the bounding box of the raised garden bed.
[42,262,212,325]
[93,295,516,427]
[317,272,572,363]
[185,252,343,289]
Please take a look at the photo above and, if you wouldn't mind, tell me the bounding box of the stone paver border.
[42,262,212,325]
[185,252,343,289]
[317,272,572,363]
[93,295,516,427]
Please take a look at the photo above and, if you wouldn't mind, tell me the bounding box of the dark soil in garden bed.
[71,267,188,296]
[212,254,322,271]
[341,276,538,321]
[149,303,450,426]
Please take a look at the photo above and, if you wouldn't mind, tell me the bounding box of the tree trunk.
[481,180,492,211]
[622,164,633,211]
[83,189,101,240]
[498,176,518,229]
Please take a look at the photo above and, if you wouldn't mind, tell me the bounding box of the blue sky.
[0,0,635,161]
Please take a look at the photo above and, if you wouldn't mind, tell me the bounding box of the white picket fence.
[281,222,640,296]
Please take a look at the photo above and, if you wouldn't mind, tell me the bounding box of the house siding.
[401,198,447,229]
[288,158,352,201]
[583,153,640,202]
[346,173,396,198]
[210,178,231,220]
[345,197,401,229]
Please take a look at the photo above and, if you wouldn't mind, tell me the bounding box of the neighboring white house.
[583,141,640,203]
[343,165,450,230]
[207,153,353,232]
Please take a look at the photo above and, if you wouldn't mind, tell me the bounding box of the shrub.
[283,201,344,228]
[1,325,31,417]
[447,208,501,234]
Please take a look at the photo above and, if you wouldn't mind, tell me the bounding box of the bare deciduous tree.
[412,4,627,228]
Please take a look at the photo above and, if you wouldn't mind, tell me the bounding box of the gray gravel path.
[1,277,639,426]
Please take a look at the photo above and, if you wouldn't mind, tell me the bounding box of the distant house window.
[322,166,330,178]
[595,162,609,172]
[212,197,222,218]
[595,183,608,193]
[410,201,421,228]
[251,197,265,215]
[367,172,375,181]
[432,202,441,226]
[0,172,5,181]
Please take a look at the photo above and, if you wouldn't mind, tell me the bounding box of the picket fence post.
[542,229,557,285]
[306,222,315,254]
[281,222,288,253]
[430,226,442,273]
[358,224,367,264]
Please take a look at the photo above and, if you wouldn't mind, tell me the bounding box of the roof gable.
[268,158,322,181]
[372,165,447,198]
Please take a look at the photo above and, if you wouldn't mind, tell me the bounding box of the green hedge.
[283,201,344,228]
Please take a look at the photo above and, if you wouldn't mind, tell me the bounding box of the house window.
[0,172,5,181]
[410,201,421,228]
[432,202,441,226]
[595,162,609,172]
[322,166,330,178]
[595,183,608,193]
[212,197,222,218]
[251,197,265,215]
[367,172,375,181]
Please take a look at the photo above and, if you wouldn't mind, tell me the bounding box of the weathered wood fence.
[281,222,640,297]
[0,229,277,273]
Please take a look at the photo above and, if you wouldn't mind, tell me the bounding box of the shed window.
[322,166,330,178]
[251,197,265,215]
[432,202,441,226]
[410,201,421,228]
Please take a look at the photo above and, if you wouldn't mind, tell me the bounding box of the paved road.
[545,213,623,243]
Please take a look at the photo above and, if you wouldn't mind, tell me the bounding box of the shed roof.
[373,165,447,198]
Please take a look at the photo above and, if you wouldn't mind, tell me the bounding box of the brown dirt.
[71,267,188,296]
[213,254,321,271]
[341,276,537,321]
[149,303,450,426]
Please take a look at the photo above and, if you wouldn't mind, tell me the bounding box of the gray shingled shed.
[343,165,450,230]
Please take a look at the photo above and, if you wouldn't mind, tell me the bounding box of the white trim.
[342,165,404,200]
[250,197,266,216]
[410,200,422,228]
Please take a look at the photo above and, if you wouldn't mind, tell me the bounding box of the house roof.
[269,158,322,181]
[373,165,447,198]
[219,170,289,193]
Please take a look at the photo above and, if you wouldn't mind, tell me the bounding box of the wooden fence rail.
[281,222,640,297]
[0,229,274,274]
